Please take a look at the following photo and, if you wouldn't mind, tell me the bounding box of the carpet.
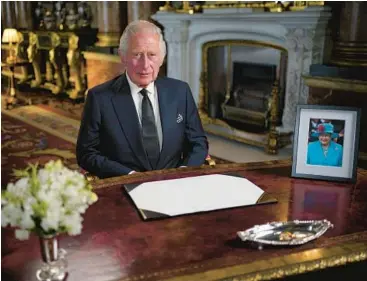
[1,88,85,120]
[2,105,80,144]
[1,104,232,187]
[1,112,79,188]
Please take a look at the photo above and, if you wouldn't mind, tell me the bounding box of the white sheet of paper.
[127,174,265,216]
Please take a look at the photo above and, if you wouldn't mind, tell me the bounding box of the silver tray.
[237,220,333,250]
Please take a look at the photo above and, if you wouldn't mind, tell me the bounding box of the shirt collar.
[126,72,155,95]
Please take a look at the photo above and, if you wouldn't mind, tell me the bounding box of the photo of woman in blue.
[307,122,344,167]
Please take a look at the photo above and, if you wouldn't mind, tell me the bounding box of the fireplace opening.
[223,61,277,133]
[203,41,287,135]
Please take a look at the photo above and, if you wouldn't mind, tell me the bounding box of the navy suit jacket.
[76,74,208,179]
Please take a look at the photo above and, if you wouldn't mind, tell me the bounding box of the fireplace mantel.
[152,7,332,133]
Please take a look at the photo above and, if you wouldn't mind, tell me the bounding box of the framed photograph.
[291,105,361,182]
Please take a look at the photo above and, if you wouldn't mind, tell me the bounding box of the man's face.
[319,134,331,146]
[122,32,163,87]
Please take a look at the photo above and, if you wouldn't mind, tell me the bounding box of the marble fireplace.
[153,6,332,150]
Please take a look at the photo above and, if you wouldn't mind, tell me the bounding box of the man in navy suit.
[76,20,208,178]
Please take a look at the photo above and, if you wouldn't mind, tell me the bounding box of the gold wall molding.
[329,59,367,67]
[303,75,367,93]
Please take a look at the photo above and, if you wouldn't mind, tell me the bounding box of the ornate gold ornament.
[159,1,324,13]
[27,32,43,88]
[44,32,65,94]
[67,34,86,99]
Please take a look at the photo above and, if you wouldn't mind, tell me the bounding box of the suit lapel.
[111,75,151,170]
[155,77,177,168]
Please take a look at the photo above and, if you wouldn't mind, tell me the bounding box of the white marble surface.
[207,134,293,163]
[152,7,332,133]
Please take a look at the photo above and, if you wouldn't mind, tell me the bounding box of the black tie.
[140,88,160,168]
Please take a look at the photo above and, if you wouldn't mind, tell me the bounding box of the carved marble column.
[96,1,126,47]
[281,27,327,132]
[331,2,367,66]
[162,21,189,81]
[127,1,162,23]
[1,1,16,29]
[14,2,33,29]
[127,2,139,23]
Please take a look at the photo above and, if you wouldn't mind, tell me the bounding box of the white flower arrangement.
[1,160,98,240]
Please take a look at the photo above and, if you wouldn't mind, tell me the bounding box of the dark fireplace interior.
[205,43,287,134]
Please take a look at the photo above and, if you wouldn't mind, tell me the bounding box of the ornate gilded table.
[1,59,30,109]
[2,160,367,281]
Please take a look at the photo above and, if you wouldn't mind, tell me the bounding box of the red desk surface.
[2,160,367,281]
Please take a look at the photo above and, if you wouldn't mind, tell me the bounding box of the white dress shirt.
[126,73,163,151]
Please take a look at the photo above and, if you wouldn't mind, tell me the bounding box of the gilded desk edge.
[116,231,367,281]
[91,159,293,190]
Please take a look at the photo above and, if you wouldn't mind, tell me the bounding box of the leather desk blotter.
[124,173,277,220]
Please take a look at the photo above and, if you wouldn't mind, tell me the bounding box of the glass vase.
[36,235,68,281]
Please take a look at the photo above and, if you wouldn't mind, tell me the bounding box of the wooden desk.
[2,160,367,281]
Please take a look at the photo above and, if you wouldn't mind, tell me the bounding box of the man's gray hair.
[119,20,166,58]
